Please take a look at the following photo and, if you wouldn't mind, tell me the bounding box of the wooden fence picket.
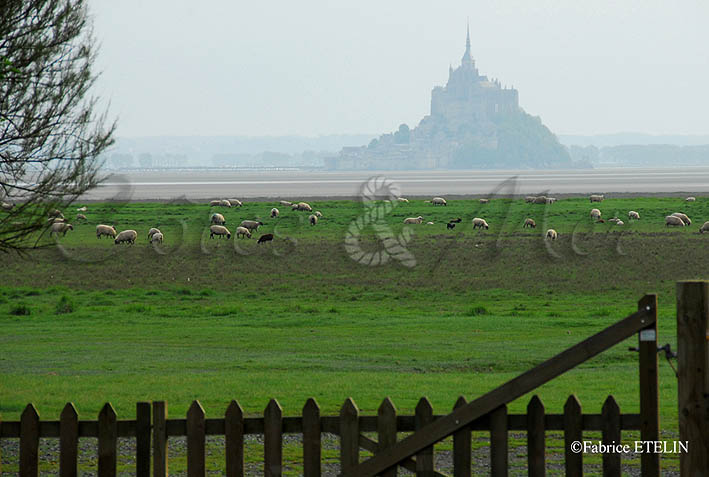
[452,396,471,477]
[563,395,583,477]
[264,399,283,477]
[415,397,434,477]
[153,401,168,477]
[187,400,206,477]
[489,405,508,477]
[302,398,321,477]
[59,403,78,477]
[378,398,398,477]
[527,395,545,476]
[225,400,245,477]
[136,402,151,477]
[601,396,621,477]
[340,398,360,473]
[20,403,39,477]
[98,403,117,477]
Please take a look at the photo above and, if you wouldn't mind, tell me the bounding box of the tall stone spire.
[461,21,474,67]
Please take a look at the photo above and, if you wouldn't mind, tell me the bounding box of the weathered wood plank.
[415,397,435,477]
[527,395,545,477]
[358,435,449,477]
[302,398,321,477]
[378,398,398,477]
[153,401,168,477]
[340,398,360,473]
[136,402,151,477]
[676,281,709,477]
[264,399,283,477]
[452,396,470,477]
[98,403,118,477]
[345,307,654,476]
[563,395,583,477]
[489,405,507,477]
[225,400,244,477]
[59,403,79,477]
[20,403,39,477]
[187,400,206,477]
[601,396,621,477]
[637,294,660,477]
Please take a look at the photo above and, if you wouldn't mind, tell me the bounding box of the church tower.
[461,22,475,69]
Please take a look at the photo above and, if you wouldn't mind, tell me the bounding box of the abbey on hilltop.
[326,26,575,170]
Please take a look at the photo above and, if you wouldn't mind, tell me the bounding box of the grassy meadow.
[0,195,705,471]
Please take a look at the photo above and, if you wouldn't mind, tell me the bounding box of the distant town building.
[327,25,573,170]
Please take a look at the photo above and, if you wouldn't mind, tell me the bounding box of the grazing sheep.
[1,202,14,211]
[147,228,161,241]
[209,200,221,207]
[235,226,252,239]
[608,217,621,224]
[270,208,279,218]
[48,217,65,224]
[525,196,536,203]
[211,213,226,225]
[523,218,536,228]
[228,199,243,207]
[479,198,489,204]
[240,220,263,231]
[533,196,548,204]
[50,222,73,237]
[449,218,462,223]
[546,229,558,240]
[291,202,312,212]
[397,197,409,203]
[257,233,274,244]
[76,213,87,221]
[686,197,696,202]
[546,197,557,204]
[628,211,640,220]
[590,209,602,220]
[209,225,232,239]
[48,209,64,219]
[314,211,323,218]
[590,194,604,203]
[671,212,691,225]
[220,199,232,207]
[309,214,318,226]
[472,218,489,230]
[615,220,625,226]
[426,221,435,225]
[279,200,292,206]
[76,206,87,212]
[447,223,456,229]
[665,215,686,227]
[403,216,424,224]
[700,221,709,233]
[114,229,138,244]
[96,224,116,239]
[427,197,447,206]
[150,232,163,244]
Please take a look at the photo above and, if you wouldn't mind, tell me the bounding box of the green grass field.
[0,196,703,471]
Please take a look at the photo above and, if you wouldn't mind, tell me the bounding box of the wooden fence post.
[98,403,118,477]
[264,399,283,477]
[563,395,582,477]
[638,294,660,477]
[489,404,507,477]
[187,400,206,477]
[340,398,360,474]
[152,401,168,477]
[302,398,321,477]
[676,281,709,476]
[527,395,545,477]
[415,397,434,477]
[136,402,151,477]
[59,403,79,477]
[452,396,470,477]
[225,400,245,477]
[601,396,621,477]
[378,398,398,477]
[20,403,39,477]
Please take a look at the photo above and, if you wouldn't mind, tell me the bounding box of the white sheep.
[220,199,232,207]
[700,221,709,233]
[403,216,424,224]
[671,212,691,225]
[292,202,312,211]
[686,197,696,202]
[426,221,435,225]
[279,200,292,206]
[608,217,621,224]
[50,222,73,236]
[397,197,409,203]
[1,202,14,211]
[472,218,489,229]
[523,218,536,228]
[590,209,602,220]
[209,200,221,207]
[228,199,243,207]
[479,198,489,204]
[150,232,163,244]
[211,213,226,225]
[545,229,558,240]
[546,197,557,204]
[628,211,640,220]
[314,211,323,218]
[147,228,161,241]
[96,224,116,239]
[240,220,263,231]
[427,197,447,206]
[665,215,686,227]
[309,214,318,226]
[590,194,604,203]
[209,225,231,239]
[235,226,252,239]
[533,196,547,204]
[524,196,536,203]
[270,208,279,218]
[615,220,625,226]
[76,206,87,212]
[48,209,64,219]
[114,229,137,244]
[76,213,87,221]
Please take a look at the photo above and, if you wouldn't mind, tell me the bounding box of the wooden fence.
[0,394,646,477]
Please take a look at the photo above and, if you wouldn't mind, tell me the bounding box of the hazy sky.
[91,0,708,138]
